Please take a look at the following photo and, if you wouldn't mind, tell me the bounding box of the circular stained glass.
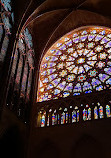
[37,26,111,102]
[77,58,85,64]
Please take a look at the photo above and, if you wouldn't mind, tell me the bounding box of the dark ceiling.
[20,0,111,66]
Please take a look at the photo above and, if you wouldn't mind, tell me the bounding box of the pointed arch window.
[72,106,79,123]
[94,106,98,119]
[72,110,76,123]
[83,105,91,121]
[88,107,91,120]
[99,106,104,119]
[106,105,111,118]
[37,26,111,102]
[10,28,34,101]
[83,108,87,121]
[52,109,58,125]
[77,109,79,122]
[61,112,65,124]
[41,111,46,127]
[52,113,55,125]
[66,112,68,123]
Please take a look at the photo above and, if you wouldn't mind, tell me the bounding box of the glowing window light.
[61,112,65,124]
[52,113,55,125]
[83,109,87,121]
[64,108,67,112]
[72,110,76,123]
[94,106,98,119]
[37,26,111,102]
[77,110,79,122]
[66,112,68,123]
[37,111,42,127]
[106,105,111,118]
[99,106,104,119]
[75,106,78,110]
[77,57,85,64]
[41,112,46,127]
[88,108,91,120]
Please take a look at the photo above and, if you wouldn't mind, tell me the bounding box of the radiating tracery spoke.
[37,26,111,102]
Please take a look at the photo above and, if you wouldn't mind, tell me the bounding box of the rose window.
[37,26,111,102]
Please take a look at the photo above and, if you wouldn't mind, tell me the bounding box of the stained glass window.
[106,105,111,118]
[77,110,79,122]
[15,55,23,85]
[10,27,34,101]
[27,70,32,99]
[41,112,46,127]
[21,62,28,93]
[27,51,34,68]
[83,109,87,121]
[66,112,68,123]
[0,36,9,61]
[0,0,14,62]
[88,108,91,120]
[99,106,104,118]
[11,50,18,78]
[52,113,55,125]
[24,28,33,49]
[0,25,3,42]
[72,110,76,123]
[1,0,12,12]
[37,26,111,102]
[18,38,25,53]
[94,106,98,119]
[61,112,65,124]
[83,105,91,121]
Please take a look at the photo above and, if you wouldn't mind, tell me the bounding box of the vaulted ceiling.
[21,0,111,65]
